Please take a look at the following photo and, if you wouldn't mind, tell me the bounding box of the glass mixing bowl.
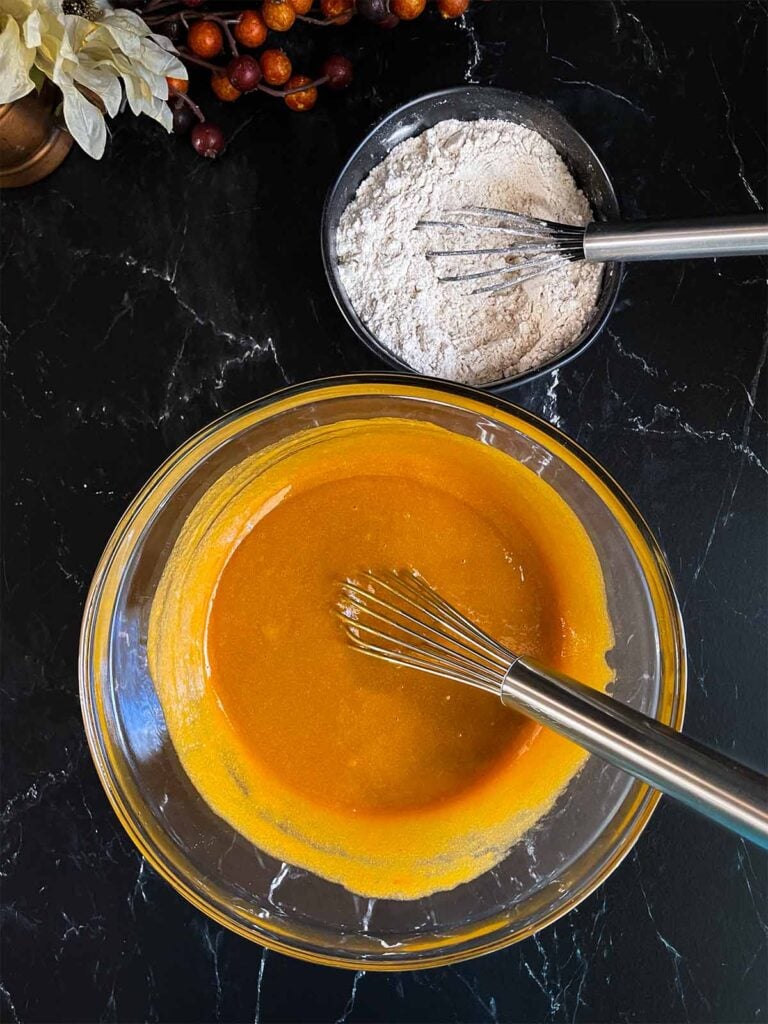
[79,376,685,969]
[321,88,623,392]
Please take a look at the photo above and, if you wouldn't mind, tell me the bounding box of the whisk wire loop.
[341,582,505,678]
[345,636,501,693]
[418,220,561,241]
[416,207,588,294]
[426,243,579,259]
[472,256,572,293]
[386,571,511,665]
[451,206,584,235]
[437,255,574,286]
[338,570,513,695]
[340,591,503,684]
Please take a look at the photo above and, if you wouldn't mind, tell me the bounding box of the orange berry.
[166,76,188,94]
[320,0,353,23]
[211,72,242,101]
[288,0,313,11]
[284,74,317,111]
[437,0,468,15]
[260,48,293,86]
[391,0,425,18]
[187,19,224,58]
[262,0,296,30]
[234,9,268,47]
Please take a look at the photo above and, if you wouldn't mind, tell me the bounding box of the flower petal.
[156,98,172,132]
[99,10,147,57]
[104,9,153,37]
[73,63,121,117]
[0,15,35,103]
[23,9,42,48]
[119,65,151,116]
[61,82,106,158]
[135,38,183,77]
[149,30,179,54]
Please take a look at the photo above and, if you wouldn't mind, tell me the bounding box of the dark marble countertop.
[2,2,767,1021]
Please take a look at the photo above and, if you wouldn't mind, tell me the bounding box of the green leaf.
[29,63,46,92]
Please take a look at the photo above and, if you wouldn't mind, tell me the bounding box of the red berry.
[234,9,268,47]
[357,0,390,20]
[187,20,224,58]
[191,122,225,158]
[227,54,262,92]
[320,55,353,91]
[171,99,196,134]
[288,0,313,12]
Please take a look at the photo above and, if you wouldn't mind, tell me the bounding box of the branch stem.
[257,75,329,97]
[205,13,239,54]
[178,49,222,71]
[170,85,206,121]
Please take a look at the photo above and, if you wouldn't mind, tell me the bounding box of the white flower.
[0,0,186,158]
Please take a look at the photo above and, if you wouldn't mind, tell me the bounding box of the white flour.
[336,118,603,384]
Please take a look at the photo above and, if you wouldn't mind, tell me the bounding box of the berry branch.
[154,0,472,157]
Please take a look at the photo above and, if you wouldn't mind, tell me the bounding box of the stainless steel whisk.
[338,569,768,847]
[417,209,768,294]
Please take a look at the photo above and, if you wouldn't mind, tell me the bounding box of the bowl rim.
[79,373,686,971]
[320,86,624,393]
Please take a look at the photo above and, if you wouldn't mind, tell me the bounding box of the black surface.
[2,2,767,1021]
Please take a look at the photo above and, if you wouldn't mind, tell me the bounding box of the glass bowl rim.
[319,86,624,392]
[79,373,686,970]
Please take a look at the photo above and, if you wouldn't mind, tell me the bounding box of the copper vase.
[0,83,73,189]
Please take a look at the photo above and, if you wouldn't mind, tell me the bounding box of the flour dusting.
[336,118,603,384]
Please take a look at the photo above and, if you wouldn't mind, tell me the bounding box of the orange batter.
[148,418,613,899]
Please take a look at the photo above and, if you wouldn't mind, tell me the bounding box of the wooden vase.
[0,83,73,189]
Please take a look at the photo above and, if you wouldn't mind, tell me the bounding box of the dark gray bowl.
[321,87,623,393]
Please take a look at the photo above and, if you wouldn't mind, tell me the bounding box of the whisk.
[338,569,768,847]
[417,209,768,294]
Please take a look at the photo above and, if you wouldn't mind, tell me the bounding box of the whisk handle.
[583,216,768,262]
[501,657,768,847]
